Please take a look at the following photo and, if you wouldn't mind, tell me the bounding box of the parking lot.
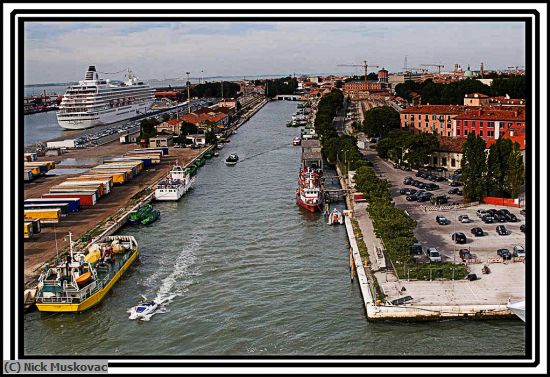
[364,147,526,264]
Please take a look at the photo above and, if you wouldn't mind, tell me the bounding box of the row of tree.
[376,129,440,169]
[394,76,526,105]
[354,165,469,280]
[261,77,299,97]
[461,134,525,200]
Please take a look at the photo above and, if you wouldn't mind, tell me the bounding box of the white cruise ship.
[56,65,154,130]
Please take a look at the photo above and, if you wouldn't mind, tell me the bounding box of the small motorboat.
[225,154,239,166]
[141,209,160,225]
[128,298,159,321]
[213,151,220,157]
[293,136,301,146]
[327,208,344,225]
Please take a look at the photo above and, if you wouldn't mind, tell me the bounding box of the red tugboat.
[296,168,323,212]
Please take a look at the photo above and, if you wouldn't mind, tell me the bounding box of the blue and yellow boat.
[35,234,139,312]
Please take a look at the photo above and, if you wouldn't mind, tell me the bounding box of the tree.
[506,143,525,198]
[486,138,514,196]
[461,133,488,201]
[362,106,400,138]
[205,130,217,145]
[161,113,170,122]
[402,132,439,168]
[138,117,159,142]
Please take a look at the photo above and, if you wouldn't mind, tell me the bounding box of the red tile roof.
[436,136,467,153]
[464,92,489,98]
[454,107,525,121]
[400,105,466,114]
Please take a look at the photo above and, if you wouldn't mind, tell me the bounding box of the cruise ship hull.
[57,102,152,130]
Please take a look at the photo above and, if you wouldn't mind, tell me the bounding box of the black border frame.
[8,6,541,370]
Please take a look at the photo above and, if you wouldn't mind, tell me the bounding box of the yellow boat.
[35,233,139,312]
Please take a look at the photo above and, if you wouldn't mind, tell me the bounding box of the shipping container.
[67,176,114,188]
[23,170,34,182]
[30,219,42,234]
[124,152,161,164]
[24,208,61,224]
[24,152,37,162]
[94,164,137,177]
[42,192,97,206]
[49,184,102,196]
[112,156,152,168]
[61,179,111,193]
[24,166,43,177]
[134,147,168,156]
[103,160,144,173]
[24,203,70,216]
[87,170,128,184]
[24,198,80,212]
[24,222,34,239]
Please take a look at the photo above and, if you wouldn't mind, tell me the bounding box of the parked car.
[471,227,485,237]
[400,188,417,195]
[513,245,525,257]
[476,209,489,218]
[403,176,413,185]
[436,215,450,225]
[449,181,462,187]
[417,194,432,202]
[496,225,509,236]
[482,215,495,224]
[492,212,507,222]
[497,248,512,260]
[426,247,442,263]
[406,194,419,201]
[410,243,423,255]
[452,232,467,244]
[520,209,526,216]
[458,215,472,223]
[503,212,518,222]
[430,195,448,205]
[425,183,440,191]
[520,224,526,233]
[448,187,463,195]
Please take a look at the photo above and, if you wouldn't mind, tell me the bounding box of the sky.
[24,21,526,84]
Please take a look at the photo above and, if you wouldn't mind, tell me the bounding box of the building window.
[442,157,447,166]
[465,130,468,135]
[433,156,438,165]
[457,129,461,136]
[425,122,429,128]
[425,115,428,121]
[432,115,436,120]
[451,158,456,167]
[447,124,451,129]
[447,132,451,136]
[488,122,494,128]
[479,130,484,137]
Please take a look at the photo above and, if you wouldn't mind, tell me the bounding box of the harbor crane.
[420,64,445,74]
[338,60,380,86]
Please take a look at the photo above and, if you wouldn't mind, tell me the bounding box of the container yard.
[23,142,208,285]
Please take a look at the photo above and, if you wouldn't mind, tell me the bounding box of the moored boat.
[128,204,153,224]
[154,165,195,201]
[327,208,344,225]
[141,209,160,225]
[35,233,139,312]
[293,136,301,146]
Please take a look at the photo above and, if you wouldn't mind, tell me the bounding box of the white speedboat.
[327,208,344,225]
[507,300,525,322]
[225,154,239,166]
[128,299,159,321]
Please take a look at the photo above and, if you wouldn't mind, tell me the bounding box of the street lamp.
[186,72,191,114]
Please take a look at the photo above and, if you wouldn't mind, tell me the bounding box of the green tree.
[461,133,488,201]
[506,143,525,198]
[362,106,400,138]
[138,117,159,142]
[486,138,514,196]
[205,130,217,145]
[402,132,439,168]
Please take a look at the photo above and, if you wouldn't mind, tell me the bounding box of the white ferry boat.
[56,65,154,130]
[154,165,195,201]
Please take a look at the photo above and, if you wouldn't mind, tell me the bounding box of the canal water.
[24,101,525,356]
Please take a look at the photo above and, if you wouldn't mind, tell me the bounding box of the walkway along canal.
[24,100,525,356]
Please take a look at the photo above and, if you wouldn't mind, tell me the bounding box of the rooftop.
[455,107,525,121]
[436,136,467,153]
[400,105,466,114]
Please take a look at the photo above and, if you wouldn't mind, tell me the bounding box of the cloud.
[23,21,526,84]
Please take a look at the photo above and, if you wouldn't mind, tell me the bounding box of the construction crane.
[338,60,380,86]
[420,64,445,74]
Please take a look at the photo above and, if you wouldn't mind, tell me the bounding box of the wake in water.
[238,142,290,163]
[130,233,204,321]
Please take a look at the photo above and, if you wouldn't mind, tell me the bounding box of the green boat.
[197,157,205,166]
[128,204,153,225]
[204,151,213,159]
[141,209,160,225]
[188,165,198,175]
